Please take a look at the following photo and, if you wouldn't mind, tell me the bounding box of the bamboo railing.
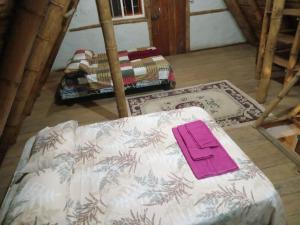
[283,21,300,85]
[256,0,286,103]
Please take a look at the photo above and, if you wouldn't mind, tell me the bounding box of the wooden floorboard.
[0,44,300,223]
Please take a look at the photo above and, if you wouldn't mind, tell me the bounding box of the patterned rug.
[126,80,264,128]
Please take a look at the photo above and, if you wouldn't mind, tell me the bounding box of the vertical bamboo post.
[95,0,128,118]
[23,0,79,116]
[284,21,300,86]
[256,0,286,103]
[255,0,272,79]
[0,0,48,136]
[254,72,300,127]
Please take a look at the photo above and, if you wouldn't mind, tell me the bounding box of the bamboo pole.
[95,0,128,118]
[0,0,73,149]
[254,71,300,127]
[0,0,48,136]
[23,0,79,117]
[224,0,257,45]
[256,0,286,103]
[283,21,300,86]
[255,0,272,79]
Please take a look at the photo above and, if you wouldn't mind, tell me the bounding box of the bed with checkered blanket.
[57,47,175,103]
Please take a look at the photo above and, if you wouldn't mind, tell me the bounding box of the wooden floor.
[1,44,300,223]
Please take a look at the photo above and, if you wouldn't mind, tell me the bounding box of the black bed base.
[55,80,176,106]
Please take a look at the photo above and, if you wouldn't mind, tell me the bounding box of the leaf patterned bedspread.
[0,107,286,225]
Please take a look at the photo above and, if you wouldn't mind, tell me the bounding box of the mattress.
[58,47,175,101]
[0,107,286,225]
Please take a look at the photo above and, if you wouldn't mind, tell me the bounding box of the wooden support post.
[95,0,128,118]
[224,0,257,45]
[254,72,300,128]
[0,0,74,149]
[284,21,300,86]
[255,0,272,79]
[0,0,48,136]
[256,0,286,103]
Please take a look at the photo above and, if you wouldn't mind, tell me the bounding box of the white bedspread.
[0,107,286,225]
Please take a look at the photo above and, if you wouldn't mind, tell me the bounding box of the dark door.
[150,0,187,55]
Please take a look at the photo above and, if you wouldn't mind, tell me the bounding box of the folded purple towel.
[185,122,219,149]
[177,125,214,160]
[172,120,239,179]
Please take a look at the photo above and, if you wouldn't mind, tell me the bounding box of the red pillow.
[128,48,160,60]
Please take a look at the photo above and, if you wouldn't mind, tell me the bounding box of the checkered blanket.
[59,47,175,100]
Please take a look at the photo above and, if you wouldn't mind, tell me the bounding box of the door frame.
[145,0,190,54]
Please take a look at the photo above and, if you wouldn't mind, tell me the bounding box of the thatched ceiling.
[0,0,14,56]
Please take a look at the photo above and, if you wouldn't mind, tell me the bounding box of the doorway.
[150,0,187,55]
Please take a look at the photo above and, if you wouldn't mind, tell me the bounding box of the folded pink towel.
[177,125,214,160]
[172,120,239,179]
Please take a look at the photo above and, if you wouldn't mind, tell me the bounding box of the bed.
[0,107,286,225]
[56,47,176,104]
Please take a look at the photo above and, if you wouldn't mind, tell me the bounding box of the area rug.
[126,80,264,128]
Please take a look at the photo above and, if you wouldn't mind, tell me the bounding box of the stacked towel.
[172,120,239,179]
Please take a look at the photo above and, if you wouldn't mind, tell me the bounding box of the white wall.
[190,0,226,12]
[189,0,246,51]
[52,0,150,70]
[53,0,246,70]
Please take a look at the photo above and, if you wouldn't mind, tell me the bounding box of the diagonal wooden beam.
[248,0,263,25]
[224,0,258,45]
